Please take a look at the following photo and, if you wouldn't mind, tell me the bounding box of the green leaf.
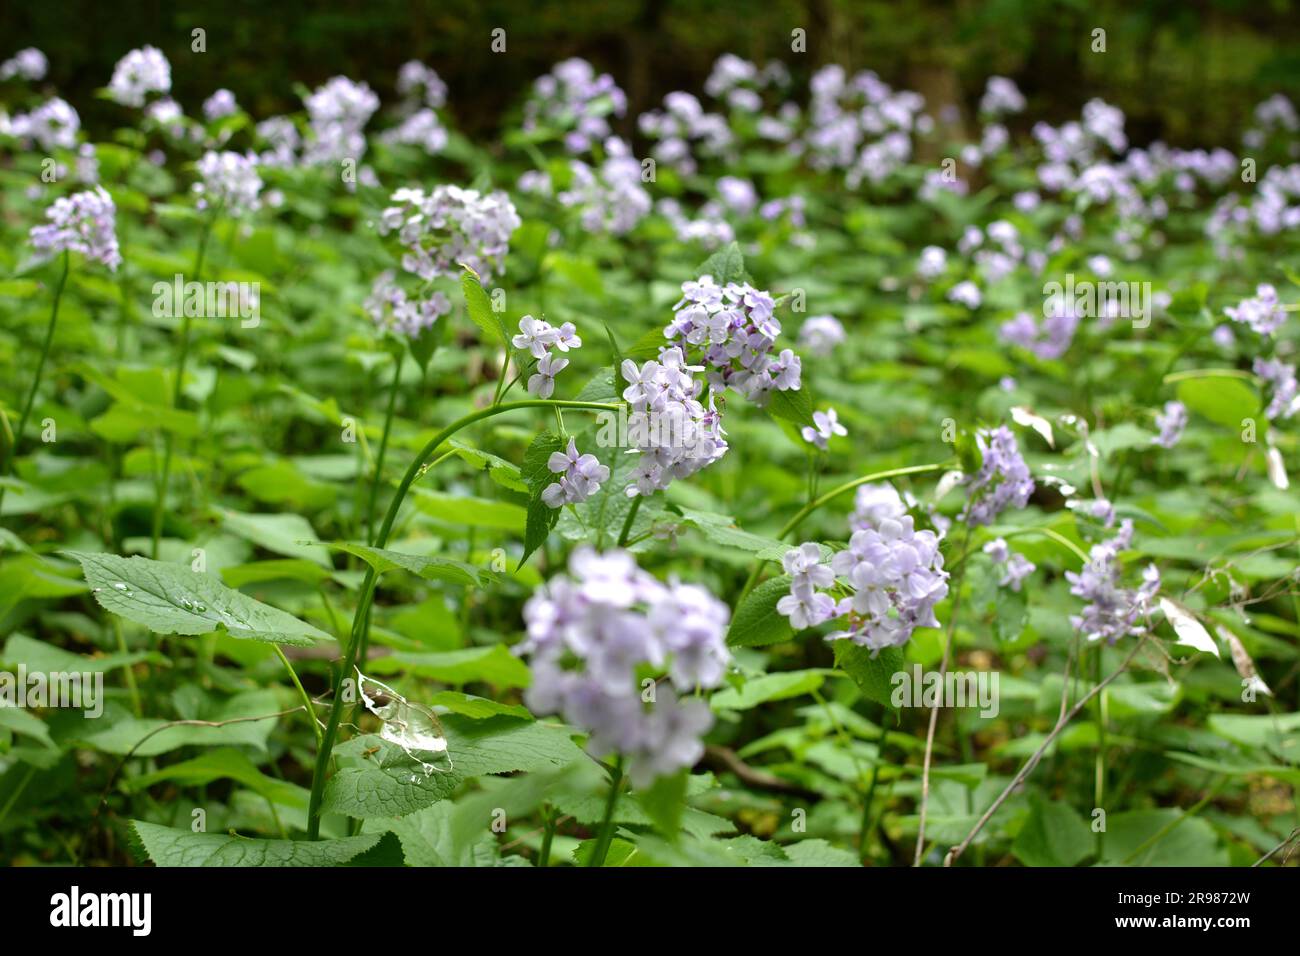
[130,821,402,866]
[636,769,687,838]
[79,690,282,756]
[320,542,496,587]
[677,509,791,560]
[323,716,583,818]
[833,643,906,710]
[367,645,531,689]
[219,509,333,567]
[411,490,527,531]
[461,268,509,347]
[727,576,795,647]
[65,552,329,646]
[122,748,304,805]
[519,431,565,566]
[448,439,527,492]
[696,241,749,285]
[1177,377,1261,431]
[1012,795,1093,867]
[767,386,814,428]
[710,670,829,710]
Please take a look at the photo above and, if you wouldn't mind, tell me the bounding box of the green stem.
[150,211,218,558]
[114,620,142,717]
[1094,645,1107,858]
[617,494,644,548]
[274,644,322,749]
[365,355,403,545]
[588,757,624,867]
[0,251,70,517]
[305,398,620,839]
[738,461,951,600]
[538,806,555,867]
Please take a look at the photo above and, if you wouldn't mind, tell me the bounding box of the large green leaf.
[130,821,403,866]
[321,542,496,587]
[833,643,906,710]
[727,576,796,647]
[66,552,329,646]
[461,268,510,347]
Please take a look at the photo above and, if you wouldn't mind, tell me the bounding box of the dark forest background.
[4,0,1300,146]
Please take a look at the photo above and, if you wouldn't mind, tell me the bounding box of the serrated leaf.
[320,542,495,587]
[130,821,402,866]
[767,386,814,428]
[519,431,565,566]
[833,642,906,709]
[696,241,748,285]
[677,509,791,560]
[65,551,329,646]
[461,268,509,347]
[727,576,796,647]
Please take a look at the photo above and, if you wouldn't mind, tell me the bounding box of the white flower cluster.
[0,47,47,82]
[302,76,379,165]
[512,315,580,398]
[107,46,171,108]
[517,548,730,785]
[377,185,520,283]
[363,270,450,340]
[202,89,238,121]
[7,97,80,151]
[193,150,263,215]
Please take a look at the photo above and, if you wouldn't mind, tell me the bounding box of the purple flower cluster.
[704,54,790,113]
[193,150,263,215]
[517,548,730,785]
[979,77,1026,117]
[363,270,450,340]
[1066,520,1161,644]
[1224,284,1287,336]
[524,58,626,155]
[380,108,448,156]
[1152,400,1188,448]
[1254,358,1299,421]
[777,515,949,653]
[395,61,448,110]
[962,426,1035,526]
[665,275,802,405]
[559,140,651,235]
[620,346,728,497]
[982,537,1036,591]
[29,185,121,271]
[852,482,908,531]
[377,185,520,283]
[639,92,732,175]
[798,315,845,356]
[1000,307,1079,360]
[541,438,610,507]
[202,89,238,122]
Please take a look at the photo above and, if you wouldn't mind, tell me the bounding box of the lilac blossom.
[962,426,1035,526]
[1254,358,1300,421]
[524,58,626,155]
[798,315,845,356]
[107,46,171,107]
[983,538,1035,591]
[801,408,847,450]
[193,150,262,215]
[0,48,47,82]
[1066,520,1161,644]
[29,185,121,271]
[517,548,729,785]
[302,76,379,165]
[377,185,520,282]
[1153,400,1188,448]
[1224,284,1287,337]
[363,270,449,339]
[541,438,610,507]
[852,483,908,531]
[202,89,238,121]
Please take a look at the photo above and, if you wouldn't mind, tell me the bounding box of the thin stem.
[114,620,142,717]
[588,757,624,867]
[944,636,1148,866]
[365,355,403,545]
[0,251,70,517]
[1094,645,1107,858]
[150,210,218,558]
[305,398,621,839]
[738,461,951,600]
[914,519,973,865]
[274,644,322,749]
[617,494,644,548]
